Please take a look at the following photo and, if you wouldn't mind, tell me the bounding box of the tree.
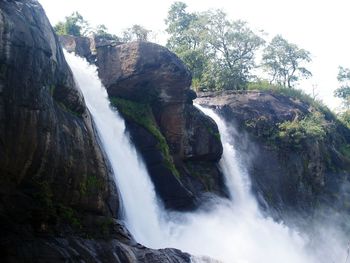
[54,12,89,37]
[202,11,265,90]
[165,3,264,91]
[165,2,209,90]
[335,66,350,108]
[93,24,119,40]
[165,1,199,50]
[262,35,312,88]
[122,24,151,42]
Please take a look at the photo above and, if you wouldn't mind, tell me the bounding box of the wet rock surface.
[197,90,350,221]
[0,1,191,262]
[61,37,227,210]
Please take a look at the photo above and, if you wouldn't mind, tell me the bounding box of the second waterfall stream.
[65,51,344,263]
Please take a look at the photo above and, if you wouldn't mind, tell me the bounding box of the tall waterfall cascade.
[64,51,164,245]
[65,51,346,263]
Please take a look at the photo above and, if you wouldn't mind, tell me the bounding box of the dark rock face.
[0,1,191,262]
[59,35,93,60]
[197,90,350,220]
[61,38,227,210]
[2,234,190,263]
[95,41,226,210]
[96,41,192,103]
[0,0,116,227]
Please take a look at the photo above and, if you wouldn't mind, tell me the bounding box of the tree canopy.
[335,66,350,109]
[165,2,265,91]
[121,25,151,42]
[55,5,315,93]
[262,35,312,88]
[54,13,151,43]
[54,12,89,37]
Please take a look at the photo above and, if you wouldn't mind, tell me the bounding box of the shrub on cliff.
[278,111,330,146]
[54,12,89,36]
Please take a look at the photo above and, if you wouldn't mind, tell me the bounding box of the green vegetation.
[58,102,82,118]
[36,181,54,213]
[340,144,350,160]
[54,12,151,42]
[166,2,265,91]
[278,111,329,146]
[242,82,334,149]
[94,24,120,40]
[57,204,82,229]
[54,12,89,36]
[32,180,83,231]
[49,85,55,97]
[165,2,312,92]
[262,35,312,88]
[335,66,350,109]
[185,161,213,191]
[247,80,333,116]
[99,217,114,236]
[79,175,103,196]
[244,115,276,144]
[203,121,221,141]
[338,110,350,129]
[54,12,119,40]
[121,24,151,42]
[110,97,180,178]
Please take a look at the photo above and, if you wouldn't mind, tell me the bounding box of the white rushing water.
[64,51,165,245]
[65,52,346,263]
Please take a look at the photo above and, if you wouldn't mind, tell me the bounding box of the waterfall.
[195,104,257,210]
[64,51,165,246]
[65,52,345,263]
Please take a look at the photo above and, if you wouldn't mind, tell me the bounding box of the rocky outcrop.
[0,0,117,229]
[197,90,350,220]
[61,37,227,210]
[2,233,190,263]
[100,42,226,210]
[59,35,94,60]
[0,1,190,262]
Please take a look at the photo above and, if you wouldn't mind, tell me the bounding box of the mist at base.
[65,51,348,263]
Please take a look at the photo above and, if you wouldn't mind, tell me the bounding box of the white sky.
[39,0,350,110]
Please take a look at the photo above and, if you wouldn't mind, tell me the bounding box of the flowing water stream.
[65,51,346,263]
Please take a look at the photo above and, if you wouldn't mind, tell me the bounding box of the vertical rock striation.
[0,1,191,262]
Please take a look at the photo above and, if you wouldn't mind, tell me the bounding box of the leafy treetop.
[262,35,312,88]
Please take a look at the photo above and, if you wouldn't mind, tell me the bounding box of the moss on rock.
[110,97,180,178]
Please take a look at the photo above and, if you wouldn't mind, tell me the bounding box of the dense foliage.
[121,24,151,42]
[278,111,329,146]
[165,2,312,92]
[54,12,88,37]
[54,5,314,93]
[54,13,149,42]
[165,2,265,91]
[262,35,312,88]
[335,66,350,108]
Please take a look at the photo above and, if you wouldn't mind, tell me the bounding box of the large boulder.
[61,38,227,210]
[0,0,116,226]
[96,41,226,210]
[196,90,350,221]
[0,1,191,262]
[96,41,192,104]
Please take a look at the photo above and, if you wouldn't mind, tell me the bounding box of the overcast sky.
[38,0,350,110]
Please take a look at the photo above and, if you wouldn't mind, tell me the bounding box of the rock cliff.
[0,1,190,261]
[61,35,227,210]
[197,90,350,221]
